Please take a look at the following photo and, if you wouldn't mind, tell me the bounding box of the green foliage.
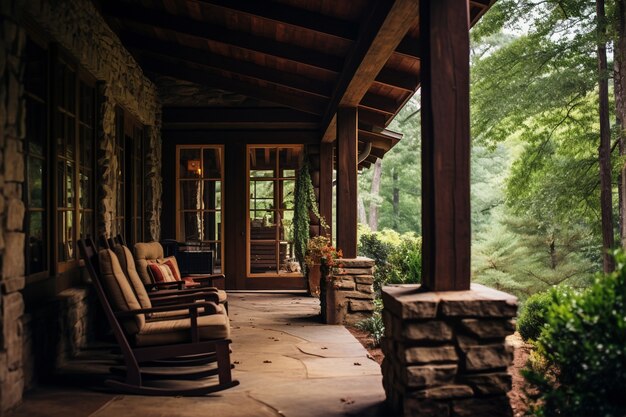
[294,156,327,274]
[523,251,626,416]
[355,299,384,347]
[358,226,421,292]
[517,290,554,342]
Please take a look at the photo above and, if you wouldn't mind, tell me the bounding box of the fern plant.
[293,154,328,273]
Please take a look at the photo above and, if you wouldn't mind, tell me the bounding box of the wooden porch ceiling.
[100,0,494,166]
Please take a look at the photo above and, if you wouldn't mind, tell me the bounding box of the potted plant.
[305,236,343,323]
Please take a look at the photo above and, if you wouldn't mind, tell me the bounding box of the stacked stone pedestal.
[322,257,376,325]
[381,284,517,417]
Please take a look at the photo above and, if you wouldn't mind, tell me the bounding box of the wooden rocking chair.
[78,238,239,395]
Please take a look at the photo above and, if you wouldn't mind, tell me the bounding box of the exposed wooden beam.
[162,107,320,130]
[104,1,343,73]
[375,67,420,93]
[140,56,326,115]
[320,0,419,141]
[320,143,334,240]
[420,0,471,291]
[358,128,402,151]
[193,0,358,41]
[360,92,398,115]
[124,34,332,98]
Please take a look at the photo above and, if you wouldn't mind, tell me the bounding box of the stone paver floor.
[9,293,395,417]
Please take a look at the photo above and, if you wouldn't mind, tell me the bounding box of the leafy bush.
[523,251,626,416]
[358,228,422,292]
[356,300,384,347]
[517,290,553,342]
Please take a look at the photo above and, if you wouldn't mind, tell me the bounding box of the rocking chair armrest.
[114,301,220,317]
[145,281,185,290]
[149,291,220,305]
[184,274,225,283]
[147,287,215,297]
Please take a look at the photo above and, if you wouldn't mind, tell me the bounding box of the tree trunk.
[392,168,399,230]
[615,0,626,248]
[597,0,615,272]
[357,194,367,225]
[368,158,383,231]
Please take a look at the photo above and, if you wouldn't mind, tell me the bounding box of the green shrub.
[523,250,626,416]
[517,290,553,342]
[355,300,384,347]
[358,229,422,291]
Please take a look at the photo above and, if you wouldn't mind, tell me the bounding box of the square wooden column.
[320,142,334,240]
[420,0,471,291]
[336,107,358,258]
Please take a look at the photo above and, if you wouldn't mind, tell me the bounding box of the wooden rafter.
[140,56,326,115]
[320,0,419,142]
[192,0,359,41]
[104,1,344,73]
[124,34,332,98]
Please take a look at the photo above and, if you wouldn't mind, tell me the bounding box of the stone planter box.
[381,284,518,417]
[320,257,376,325]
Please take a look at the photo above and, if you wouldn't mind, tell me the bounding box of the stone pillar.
[323,257,376,325]
[0,1,26,412]
[381,284,517,417]
[144,114,162,242]
[97,84,117,238]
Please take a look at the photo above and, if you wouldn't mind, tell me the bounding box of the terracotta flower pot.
[307,263,321,297]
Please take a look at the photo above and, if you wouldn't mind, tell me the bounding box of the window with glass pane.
[176,146,224,273]
[24,37,48,276]
[248,146,302,276]
[55,59,77,262]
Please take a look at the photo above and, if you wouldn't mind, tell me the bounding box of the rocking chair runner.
[78,238,239,395]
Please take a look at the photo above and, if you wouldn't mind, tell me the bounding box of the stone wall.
[381,284,517,417]
[24,0,163,238]
[0,0,27,411]
[323,258,376,325]
[0,0,165,412]
[22,288,94,391]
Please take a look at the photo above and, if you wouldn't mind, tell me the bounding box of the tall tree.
[368,159,383,231]
[614,0,626,248]
[597,0,615,272]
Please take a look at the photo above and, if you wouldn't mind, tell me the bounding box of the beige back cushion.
[112,244,153,309]
[98,249,145,334]
[134,242,164,284]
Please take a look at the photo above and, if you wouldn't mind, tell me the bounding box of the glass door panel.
[247,145,303,277]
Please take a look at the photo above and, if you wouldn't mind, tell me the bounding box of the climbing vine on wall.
[294,154,328,273]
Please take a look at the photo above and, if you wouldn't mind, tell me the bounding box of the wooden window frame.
[246,144,303,278]
[175,145,225,274]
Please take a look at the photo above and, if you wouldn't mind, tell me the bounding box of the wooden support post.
[420,0,471,291]
[336,107,358,258]
[320,142,334,241]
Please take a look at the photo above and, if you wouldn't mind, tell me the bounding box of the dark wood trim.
[140,56,326,116]
[162,107,320,130]
[160,130,320,143]
[319,143,333,240]
[104,2,343,73]
[336,107,358,258]
[420,0,471,291]
[320,0,419,140]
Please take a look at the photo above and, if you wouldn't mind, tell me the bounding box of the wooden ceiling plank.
[124,33,332,97]
[375,67,419,92]
[321,0,419,142]
[192,0,359,40]
[360,92,398,115]
[140,56,326,115]
[104,1,343,73]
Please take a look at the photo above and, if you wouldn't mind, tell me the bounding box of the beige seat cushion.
[215,290,227,303]
[112,244,153,309]
[135,313,230,346]
[134,242,164,284]
[98,249,145,335]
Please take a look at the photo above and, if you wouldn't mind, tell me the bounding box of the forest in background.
[357,0,626,300]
